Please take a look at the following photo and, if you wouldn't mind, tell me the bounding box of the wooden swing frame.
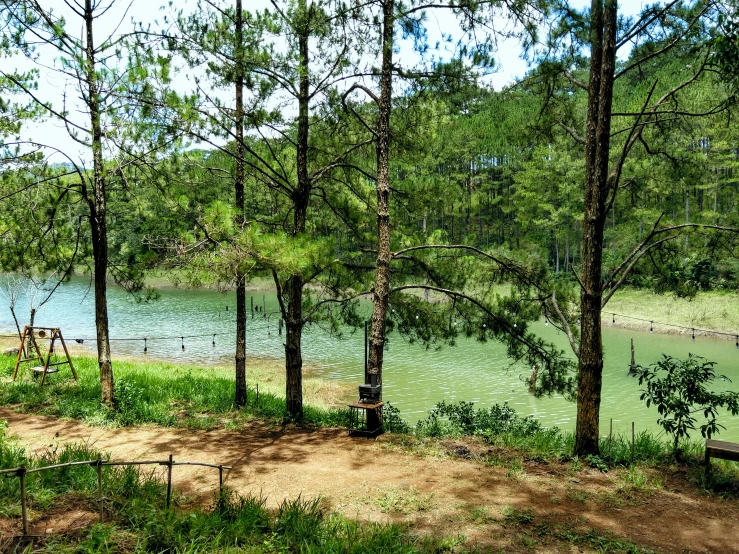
[12,326,77,386]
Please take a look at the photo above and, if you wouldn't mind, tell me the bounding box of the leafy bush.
[415,400,543,439]
[383,402,410,434]
[633,354,739,452]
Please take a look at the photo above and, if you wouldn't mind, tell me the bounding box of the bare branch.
[551,290,579,357]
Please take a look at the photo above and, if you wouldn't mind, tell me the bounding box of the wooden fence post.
[19,465,28,536]
[166,454,173,509]
[96,456,103,522]
[631,422,635,463]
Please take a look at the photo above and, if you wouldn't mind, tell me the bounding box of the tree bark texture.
[285,275,304,418]
[85,0,115,408]
[574,0,617,456]
[283,0,311,420]
[234,0,247,408]
[367,0,394,394]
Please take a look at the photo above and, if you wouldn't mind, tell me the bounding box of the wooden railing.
[1,455,232,536]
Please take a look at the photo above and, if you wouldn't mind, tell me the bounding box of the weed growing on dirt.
[501,506,534,525]
[548,524,657,553]
[374,485,436,514]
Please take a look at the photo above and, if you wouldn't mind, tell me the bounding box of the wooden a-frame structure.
[12,326,77,386]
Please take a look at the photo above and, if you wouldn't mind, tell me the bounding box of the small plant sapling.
[633,354,739,454]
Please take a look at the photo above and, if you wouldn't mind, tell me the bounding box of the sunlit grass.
[607,287,739,335]
[0,353,352,428]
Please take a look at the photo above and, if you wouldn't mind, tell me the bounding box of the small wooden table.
[705,439,739,476]
[348,401,384,438]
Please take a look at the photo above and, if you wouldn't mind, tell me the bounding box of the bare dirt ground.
[2,407,738,553]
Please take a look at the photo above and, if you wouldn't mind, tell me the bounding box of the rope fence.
[608,311,739,345]
[1,455,232,537]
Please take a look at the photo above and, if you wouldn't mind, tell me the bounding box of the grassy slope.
[0,354,352,429]
[606,287,739,335]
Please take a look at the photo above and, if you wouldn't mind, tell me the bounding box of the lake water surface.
[2,278,738,440]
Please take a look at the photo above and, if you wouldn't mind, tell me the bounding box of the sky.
[7,0,651,165]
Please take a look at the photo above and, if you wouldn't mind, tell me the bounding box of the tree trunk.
[234,0,247,408]
[574,0,617,457]
[285,275,304,418]
[282,0,311,420]
[367,0,394,392]
[85,0,114,408]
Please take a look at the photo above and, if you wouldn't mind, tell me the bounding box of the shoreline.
[599,317,739,340]
[0,336,355,410]
[603,287,739,339]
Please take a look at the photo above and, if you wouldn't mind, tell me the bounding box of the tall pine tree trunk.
[367,0,394,391]
[234,0,247,408]
[85,0,114,408]
[283,0,311,419]
[574,0,616,456]
[285,274,304,417]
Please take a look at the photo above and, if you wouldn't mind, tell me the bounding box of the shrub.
[633,354,739,453]
[415,400,543,439]
[383,402,410,434]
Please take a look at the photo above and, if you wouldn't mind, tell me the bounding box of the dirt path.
[2,408,737,553]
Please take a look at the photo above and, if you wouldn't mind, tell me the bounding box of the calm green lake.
[2,278,738,440]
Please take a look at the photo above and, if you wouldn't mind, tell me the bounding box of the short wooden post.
[19,465,29,536]
[96,456,103,522]
[250,297,254,318]
[705,448,711,479]
[166,454,173,509]
[631,422,635,463]
[218,465,224,493]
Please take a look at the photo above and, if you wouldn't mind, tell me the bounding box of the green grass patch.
[548,525,656,553]
[608,287,739,335]
[374,486,436,515]
[0,354,350,429]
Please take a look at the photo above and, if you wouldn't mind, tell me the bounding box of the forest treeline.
[1,0,738,456]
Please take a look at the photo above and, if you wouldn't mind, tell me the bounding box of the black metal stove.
[358,373,382,403]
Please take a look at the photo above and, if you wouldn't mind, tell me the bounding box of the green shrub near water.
[412,399,738,480]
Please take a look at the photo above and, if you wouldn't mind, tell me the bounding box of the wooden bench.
[705,439,739,475]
